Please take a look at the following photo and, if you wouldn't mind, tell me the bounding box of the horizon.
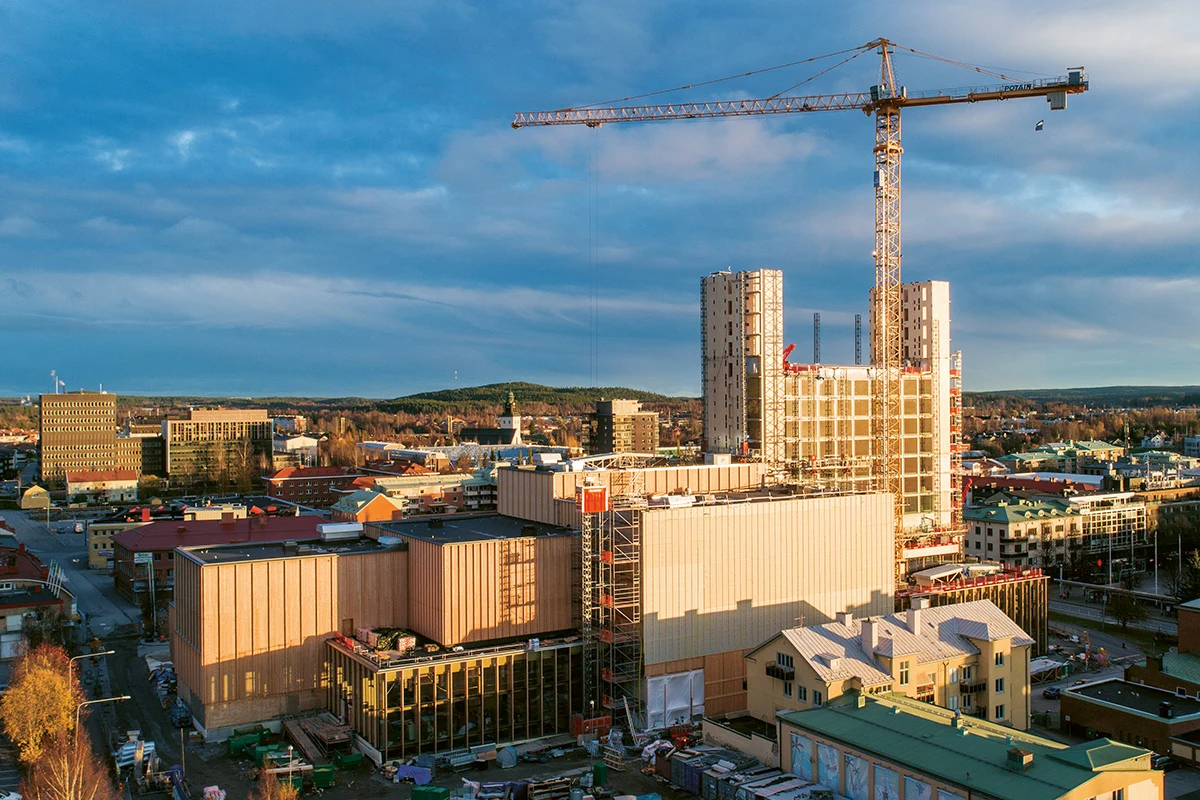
[1,3,1197,396]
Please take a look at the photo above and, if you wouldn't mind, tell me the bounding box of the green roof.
[963,496,1075,524]
[779,693,1151,800]
[1163,650,1200,685]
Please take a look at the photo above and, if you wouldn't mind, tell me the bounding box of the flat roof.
[113,515,324,552]
[372,514,572,544]
[1066,678,1200,719]
[183,535,403,565]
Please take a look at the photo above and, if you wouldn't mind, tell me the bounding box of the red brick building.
[111,515,324,602]
[0,544,76,658]
[264,466,365,507]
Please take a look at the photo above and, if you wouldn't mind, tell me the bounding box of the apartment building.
[964,496,1083,569]
[747,598,1033,730]
[585,399,659,455]
[265,466,364,507]
[163,408,273,478]
[1000,440,1124,473]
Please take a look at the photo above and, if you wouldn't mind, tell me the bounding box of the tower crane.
[513,38,1088,565]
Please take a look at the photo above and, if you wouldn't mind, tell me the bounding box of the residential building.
[65,469,138,504]
[273,415,307,433]
[112,513,323,602]
[1185,436,1200,459]
[264,465,364,507]
[779,692,1162,800]
[700,271,962,570]
[585,399,659,455]
[746,599,1034,729]
[370,469,498,515]
[87,515,152,570]
[459,393,523,446]
[1125,598,1200,698]
[963,495,1082,570]
[162,408,273,479]
[39,391,118,484]
[1068,492,1149,580]
[20,485,50,510]
[999,440,1124,474]
[0,544,77,659]
[330,490,406,523]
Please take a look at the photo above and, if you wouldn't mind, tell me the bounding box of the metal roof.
[779,693,1152,800]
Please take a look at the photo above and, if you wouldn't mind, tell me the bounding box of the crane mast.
[514,38,1088,583]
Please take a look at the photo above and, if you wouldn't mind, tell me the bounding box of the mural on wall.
[845,753,869,800]
[937,791,965,800]
[874,765,900,800]
[817,743,840,789]
[790,733,813,781]
[905,777,933,800]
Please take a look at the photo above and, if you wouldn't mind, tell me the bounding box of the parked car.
[0,791,23,800]
[1151,753,1178,771]
[169,699,192,728]
[1041,687,1061,699]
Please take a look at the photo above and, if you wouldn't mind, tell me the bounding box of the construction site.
[161,38,1087,778]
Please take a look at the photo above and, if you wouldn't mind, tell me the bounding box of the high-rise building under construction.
[701,269,963,568]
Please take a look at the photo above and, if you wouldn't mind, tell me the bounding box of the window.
[813,690,823,706]
[899,661,910,685]
[995,704,1005,720]
[961,666,973,681]
[995,678,1005,693]
[783,682,792,697]
[995,652,1005,666]
[796,685,807,702]
[776,652,794,668]
[987,543,994,552]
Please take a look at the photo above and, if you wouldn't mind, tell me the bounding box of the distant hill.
[379,382,690,414]
[964,386,1200,407]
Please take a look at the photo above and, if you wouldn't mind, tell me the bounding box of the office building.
[265,466,364,507]
[746,598,1034,730]
[963,496,1083,569]
[163,408,273,478]
[585,399,659,455]
[39,391,118,484]
[779,693,1162,800]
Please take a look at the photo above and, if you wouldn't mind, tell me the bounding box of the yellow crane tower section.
[513,38,1088,579]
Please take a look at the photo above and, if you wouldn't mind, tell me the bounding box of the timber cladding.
[172,547,408,730]
[400,533,573,647]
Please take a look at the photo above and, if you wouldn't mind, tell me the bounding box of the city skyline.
[1,2,1196,398]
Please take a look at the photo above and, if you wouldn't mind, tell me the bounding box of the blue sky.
[1,1,1197,398]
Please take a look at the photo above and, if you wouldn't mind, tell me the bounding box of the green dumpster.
[413,786,451,800]
[226,733,261,757]
[334,750,364,769]
[593,761,608,786]
[312,764,336,788]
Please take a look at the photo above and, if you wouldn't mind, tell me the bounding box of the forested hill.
[378,382,688,414]
[965,386,1200,408]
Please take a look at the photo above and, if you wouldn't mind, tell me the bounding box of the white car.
[0,790,24,800]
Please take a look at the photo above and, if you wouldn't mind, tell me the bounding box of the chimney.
[861,619,879,657]
[141,508,151,522]
[836,611,853,627]
[1006,748,1034,772]
[907,597,930,634]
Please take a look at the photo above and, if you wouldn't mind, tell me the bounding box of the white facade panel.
[641,493,894,666]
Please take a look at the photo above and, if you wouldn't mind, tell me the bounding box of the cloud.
[0,215,55,239]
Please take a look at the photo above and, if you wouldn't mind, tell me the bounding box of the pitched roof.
[963,496,1077,524]
[1161,650,1200,685]
[330,490,402,514]
[267,466,358,481]
[66,469,138,483]
[769,600,1034,685]
[780,694,1152,800]
[111,516,323,552]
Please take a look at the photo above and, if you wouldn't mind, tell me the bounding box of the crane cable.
[766,48,873,100]
[572,44,874,110]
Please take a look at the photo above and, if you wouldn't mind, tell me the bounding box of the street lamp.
[69,649,114,682]
[287,744,294,787]
[75,695,131,739]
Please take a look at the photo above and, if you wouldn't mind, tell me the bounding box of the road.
[1049,597,1178,636]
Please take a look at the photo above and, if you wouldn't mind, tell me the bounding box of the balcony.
[766,663,795,680]
[960,682,986,695]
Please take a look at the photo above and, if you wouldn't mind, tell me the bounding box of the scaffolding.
[578,469,648,716]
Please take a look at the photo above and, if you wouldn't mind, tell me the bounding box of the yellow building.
[746,598,1033,730]
[779,692,1162,800]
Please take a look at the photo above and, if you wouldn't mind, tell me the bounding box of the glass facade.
[326,638,583,760]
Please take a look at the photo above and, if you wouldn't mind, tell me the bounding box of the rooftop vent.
[1006,748,1034,772]
[521,524,538,535]
[427,519,443,529]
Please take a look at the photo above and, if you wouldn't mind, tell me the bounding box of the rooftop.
[1066,678,1200,719]
[755,600,1035,686]
[780,693,1152,800]
[964,496,1077,524]
[372,514,571,545]
[182,534,402,565]
[112,515,324,552]
[65,469,138,483]
[267,466,361,481]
